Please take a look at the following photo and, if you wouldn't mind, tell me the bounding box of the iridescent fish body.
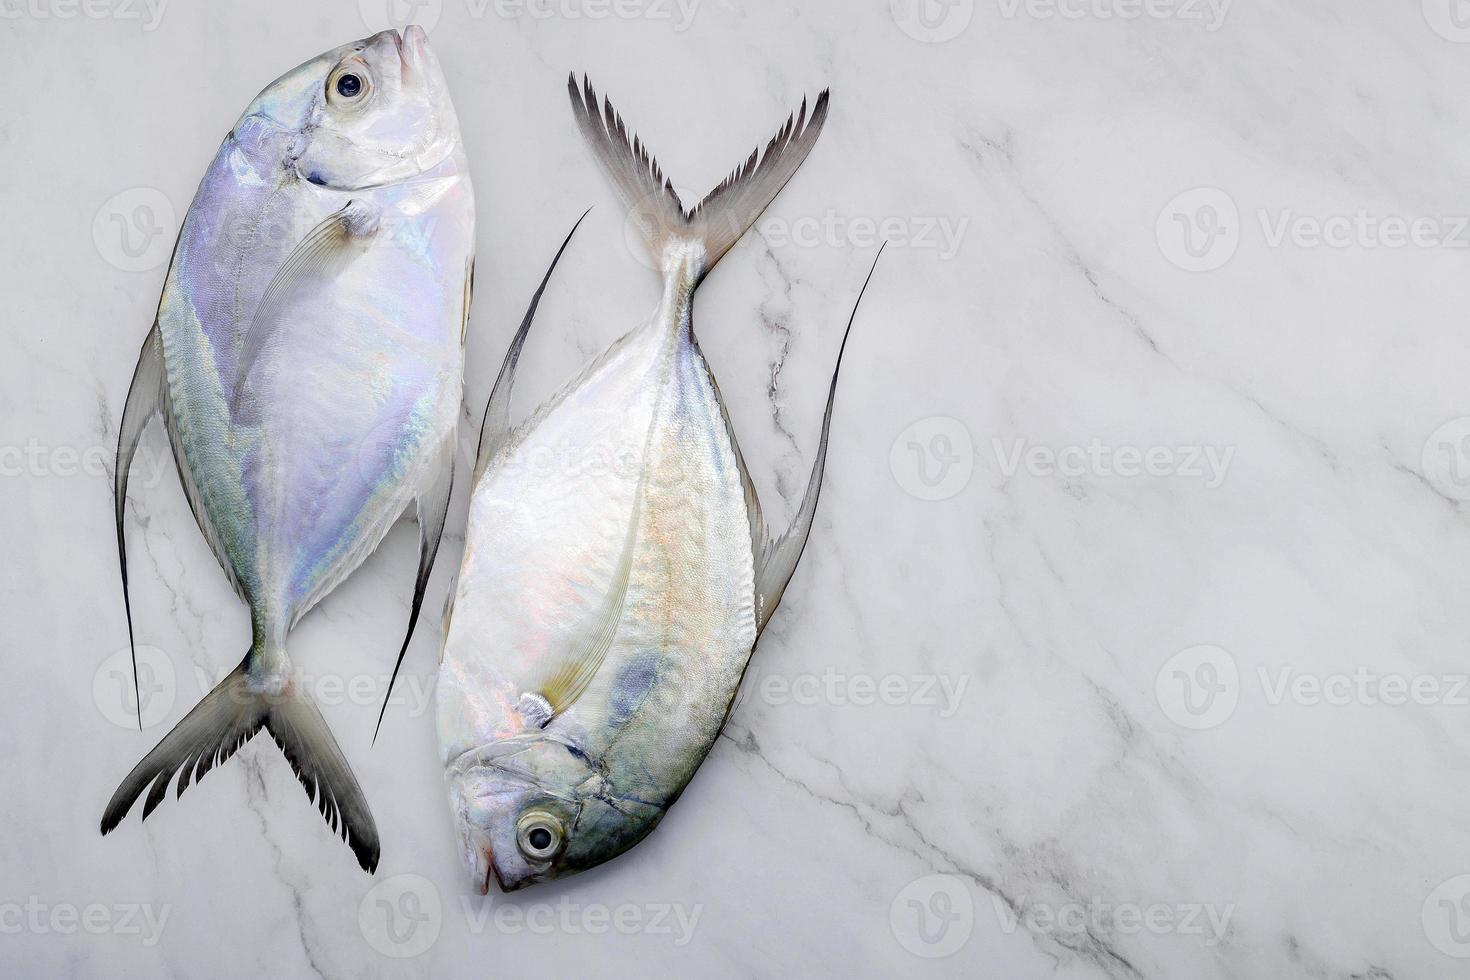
[102,27,475,872]
[437,77,876,892]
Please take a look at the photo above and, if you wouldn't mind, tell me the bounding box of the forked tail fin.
[568,74,829,280]
[100,652,380,873]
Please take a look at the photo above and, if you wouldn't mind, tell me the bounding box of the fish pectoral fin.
[231,200,381,407]
[473,209,590,485]
[754,245,885,635]
[533,476,644,724]
[374,438,455,743]
[115,323,165,731]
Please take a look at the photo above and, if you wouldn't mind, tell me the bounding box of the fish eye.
[326,64,372,108]
[516,811,563,861]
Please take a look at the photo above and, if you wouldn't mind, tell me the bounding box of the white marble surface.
[8,0,1470,975]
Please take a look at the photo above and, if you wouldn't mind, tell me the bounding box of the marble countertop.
[5,0,1470,976]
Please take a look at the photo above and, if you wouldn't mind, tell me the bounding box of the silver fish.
[436,76,878,892]
[101,28,475,872]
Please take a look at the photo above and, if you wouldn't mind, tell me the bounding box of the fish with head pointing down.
[436,76,882,892]
[100,27,475,872]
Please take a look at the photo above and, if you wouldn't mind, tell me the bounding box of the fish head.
[239,27,461,190]
[447,735,664,893]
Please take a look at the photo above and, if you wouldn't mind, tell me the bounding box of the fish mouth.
[474,847,516,895]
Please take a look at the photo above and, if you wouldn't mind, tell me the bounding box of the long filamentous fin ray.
[473,208,592,484]
[373,438,454,745]
[115,323,165,730]
[755,243,887,634]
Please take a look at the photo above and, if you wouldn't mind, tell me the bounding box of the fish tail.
[568,74,829,281]
[99,648,381,873]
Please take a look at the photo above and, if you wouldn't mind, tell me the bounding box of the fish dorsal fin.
[231,200,380,408]
[523,474,645,727]
[755,245,884,634]
[474,210,590,484]
[115,322,165,730]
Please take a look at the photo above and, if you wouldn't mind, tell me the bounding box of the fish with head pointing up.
[101,27,475,872]
[436,76,882,892]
